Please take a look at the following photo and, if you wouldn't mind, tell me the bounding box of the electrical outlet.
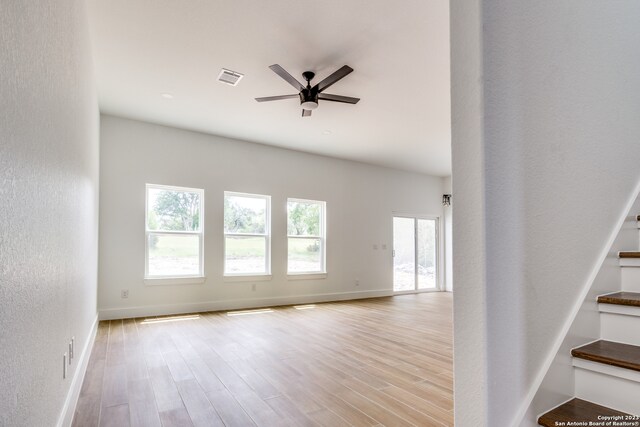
[382,244,387,250]
[251,283,256,291]
[355,280,360,286]
[373,244,378,250]
[121,289,129,299]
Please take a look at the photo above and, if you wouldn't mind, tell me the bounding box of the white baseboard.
[99,289,394,320]
[56,314,99,427]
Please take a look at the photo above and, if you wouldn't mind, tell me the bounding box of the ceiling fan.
[255,64,360,117]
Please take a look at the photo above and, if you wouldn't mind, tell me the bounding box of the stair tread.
[598,292,640,307]
[538,398,630,426]
[572,340,640,372]
[619,251,640,258]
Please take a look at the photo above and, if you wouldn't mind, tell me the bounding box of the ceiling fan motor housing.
[299,88,319,110]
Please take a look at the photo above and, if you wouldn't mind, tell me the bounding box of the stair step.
[572,340,640,372]
[538,398,630,426]
[598,292,640,307]
[620,251,640,258]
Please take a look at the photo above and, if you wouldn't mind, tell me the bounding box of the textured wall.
[450,0,488,424]
[98,115,447,317]
[450,1,640,425]
[0,1,99,426]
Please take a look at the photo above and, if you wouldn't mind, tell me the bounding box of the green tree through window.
[287,201,320,236]
[152,191,200,231]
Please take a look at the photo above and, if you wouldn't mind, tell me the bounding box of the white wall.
[0,1,99,426]
[450,1,640,425]
[98,115,447,319]
[450,0,488,424]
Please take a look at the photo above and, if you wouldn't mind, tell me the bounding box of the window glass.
[145,185,204,279]
[287,199,325,274]
[224,192,270,275]
[147,187,201,232]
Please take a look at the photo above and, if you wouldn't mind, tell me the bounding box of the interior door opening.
[393,216,438,292]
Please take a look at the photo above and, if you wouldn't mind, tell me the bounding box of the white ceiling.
[88,0,451,176]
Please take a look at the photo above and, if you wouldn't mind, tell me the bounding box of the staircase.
[538,218,640,424]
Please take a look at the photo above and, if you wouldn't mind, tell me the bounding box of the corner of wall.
[56,315,99,427]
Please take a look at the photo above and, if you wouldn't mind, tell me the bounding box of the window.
[287,199,326,274]
[145,184,204,279]
[224,192,271,275]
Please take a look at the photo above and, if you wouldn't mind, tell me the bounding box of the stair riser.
[620,267,640,292]
[575,367,640,415]
[601,312,640,346]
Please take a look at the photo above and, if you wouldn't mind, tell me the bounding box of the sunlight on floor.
[141,314,201,324]
[226,308,274,316]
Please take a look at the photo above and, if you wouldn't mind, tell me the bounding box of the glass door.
[393,216,438,292]
[417,219,437,290]
[393,217,416,291]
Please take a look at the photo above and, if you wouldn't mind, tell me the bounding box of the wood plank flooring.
[73,293,453,427]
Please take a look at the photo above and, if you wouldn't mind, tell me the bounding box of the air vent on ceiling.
[217,68,244,86]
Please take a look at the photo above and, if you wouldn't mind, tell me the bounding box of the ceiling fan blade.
[269,64,305,92]
[315,65,354,93]
[255,94,299,102]
[302,109,312,117]
[318,93,360,104]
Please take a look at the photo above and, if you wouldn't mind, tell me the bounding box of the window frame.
[223,191,272,277]
[286,198,326,275]
[144,183,205,281]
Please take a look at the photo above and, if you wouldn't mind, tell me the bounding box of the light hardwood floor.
[73,293,453,427]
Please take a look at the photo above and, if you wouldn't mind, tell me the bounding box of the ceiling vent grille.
[217,68,244,86]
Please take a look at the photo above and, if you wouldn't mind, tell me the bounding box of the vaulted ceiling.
[88,0,451,176]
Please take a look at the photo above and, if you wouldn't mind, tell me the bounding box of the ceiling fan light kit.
[301,100,318,110]
[256,64,360,117]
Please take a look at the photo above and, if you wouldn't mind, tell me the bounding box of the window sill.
[223,274,272,283]
[144,276,206,286]
[287,273,328,281]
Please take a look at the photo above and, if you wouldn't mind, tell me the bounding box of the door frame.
[392,214,442,294]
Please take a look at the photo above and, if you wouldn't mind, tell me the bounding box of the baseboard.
[99,289,394,320]
[56,314,99,427]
